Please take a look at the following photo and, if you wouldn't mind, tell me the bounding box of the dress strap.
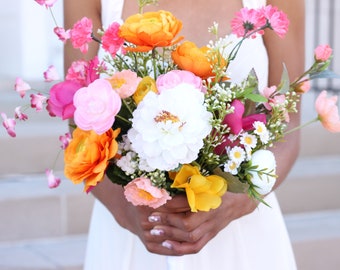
[242,0,266,8]
[101,0,124,27]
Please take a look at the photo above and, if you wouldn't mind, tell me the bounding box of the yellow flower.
[133,76,158,104]
[171,164,227,212]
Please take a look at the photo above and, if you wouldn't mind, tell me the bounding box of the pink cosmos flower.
[107,70,141,99]
[314,44,333,62]
[1,112,16,137]
[156,70,205,93]
[46,169,61,188]
[70,17,93,54]
[14,106,28,121]
[35,0,58,8]
[30,93,47,112]
[73,79,122,134]
[230,7,266,38]
[43,65,60,82]
[101,22,124,57]
[315,90,340,132]
[261,85,286,110]
[54,27,71,43]
[47,80,82,120]
[59,132,72,149]
[14,77,31,98]
[261,5,289,38]
[66,56,101,86]
[124,177,171,208]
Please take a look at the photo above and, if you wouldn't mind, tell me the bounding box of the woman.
[64,0,305,269]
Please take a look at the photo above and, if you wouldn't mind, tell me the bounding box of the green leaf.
[105,163,132,186]
[279,63,290,94]
[310,69,340,80]
[245,93,268,103]
[213,167,249,193]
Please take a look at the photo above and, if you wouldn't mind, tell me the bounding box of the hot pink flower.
[315,90,340,132]
[73,79,122,134]
[314,44,333,62]
[107,70,141,99]
[14,106,28,121]
[35,0,58,8]
[47,80,82,120]
[1,112,16,137]
[101,22,124,57]
[66,56,101,86]
[30,93,47,112]
[70,17,93,54]
[14,77,31,98]
[261,5,289,38]
[59,132,72,149]
[124,177,171,208]
[156,70,205,93]
[231,7,266,38]
[46,169,61,188]
[43,65,60,82]
[54,27,70,43]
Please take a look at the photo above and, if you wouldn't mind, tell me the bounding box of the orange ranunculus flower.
[171,164,227,212]
[119,10,183,52]
[64,127,120,191]
[172,41,227,79]
[133,76,158,104]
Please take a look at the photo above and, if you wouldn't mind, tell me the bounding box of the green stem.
[48,7,59,27]
[284,117,318,135]
[115,114,132,125]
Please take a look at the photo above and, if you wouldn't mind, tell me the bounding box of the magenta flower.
[156,70,205,93]
[54,27,70,43]
[314,44,333,62]
[46,169,61,188]
[315,90,340,132]
[73,79,122,134]
[101,22,124,57]
[14,106,28,121]
[14,77,31,98]
[30,93,47,112]
[124,177,171,208]
[35,0,58,8]
[70,17,93,54]
[261,5,289,38]
[47,80,82,120]
[66,56,101,86]
[59,132,72,149]
[43,65,60,82]
[1,112,16,137]
[230,7,266,38]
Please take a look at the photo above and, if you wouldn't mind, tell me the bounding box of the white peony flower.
[128,84,212,171]
[249,149,277,195]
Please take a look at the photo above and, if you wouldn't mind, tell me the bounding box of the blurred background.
[0,1,339,269]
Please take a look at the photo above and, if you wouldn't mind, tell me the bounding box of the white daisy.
[253,121,270,144]
[228,146,246,165]
[128,83,212,171]
[223,160,239,175]
[240,132,257,149]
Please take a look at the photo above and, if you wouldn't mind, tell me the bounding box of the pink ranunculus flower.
[107,70,141,99]
[101,22,125,57]
[70,17,93,54]
[43,65,60,82]
[46,169,61,188]
[124,177,171,208]
[54,27,71,43]
[30,93,47,112]
[230,7,266,38]
[261,5,289,38]
[35,0,58,8]
[73,79,122,134]
[14,106,28,121]
[156,70,206,93]
[1,112,16,137]
[315,90,340,132]
[47,80,82,120]
[314,44,333,62]
[14,77,31,98]
[59,132,72,149]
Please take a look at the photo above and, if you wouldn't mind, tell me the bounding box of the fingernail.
[150,228,164,236]
[162,241,173,250]
[148,215,161,223]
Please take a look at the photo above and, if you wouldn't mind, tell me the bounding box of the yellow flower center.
[110,78,126,89]
[154,110,180,123]
[244,136,253,145]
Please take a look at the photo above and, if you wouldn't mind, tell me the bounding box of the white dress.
[84,0,297,269]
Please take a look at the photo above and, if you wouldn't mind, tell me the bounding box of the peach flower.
[106,70,141,99]
[64,127,120,191]
[315,90,340,132]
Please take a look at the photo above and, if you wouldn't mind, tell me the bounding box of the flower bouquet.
[3,0,340,212]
